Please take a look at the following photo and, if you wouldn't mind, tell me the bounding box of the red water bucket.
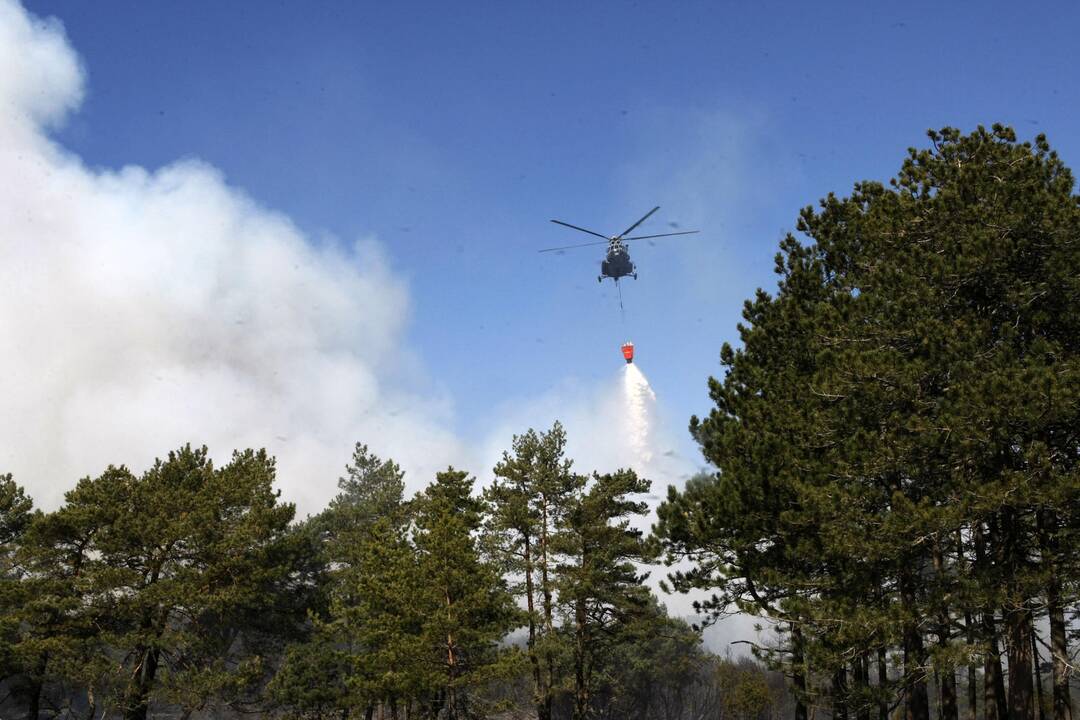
[621,342,634,363]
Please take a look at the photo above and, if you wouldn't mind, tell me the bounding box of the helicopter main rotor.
[539,205,698,253]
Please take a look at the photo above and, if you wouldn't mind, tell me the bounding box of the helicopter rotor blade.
[617,206,660,238]
[538,239,610,253]
[622,230,700,241]
[550,219,611,240]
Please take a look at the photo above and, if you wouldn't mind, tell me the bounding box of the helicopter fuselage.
[600,239,636,282]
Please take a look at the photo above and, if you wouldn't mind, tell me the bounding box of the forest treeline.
[0,428,786,720]
[1,126,1078,720]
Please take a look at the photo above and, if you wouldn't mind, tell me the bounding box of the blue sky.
[19,0,1080,469]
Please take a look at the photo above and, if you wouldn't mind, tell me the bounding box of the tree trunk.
[982,611,1007,720]
[1001,507,1035,720]
[1046,590,1072,720]
[933,542,958,720]
[965,612,977,720]
[976,522,1008,720]
[573,595,589,720]
[793,624,808,720]
[1038,510,1073,720]
[523,535,549,720]
[539,497,556,720]
[834,667,849,720]
[124,645,161,720]
[878,646,889,720]
[936,644,958,720]
[956,531,977,720]
[85,682,97,720]
[446,632,458,720]
[1031,615,1046,720]
[25,651,48,720]
[903,626,929,720]
[1005,602,1035,720]
[901,574,930,720]
[857,654,871,720]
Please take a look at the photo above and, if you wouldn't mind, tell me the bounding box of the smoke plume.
[0,0,466,514]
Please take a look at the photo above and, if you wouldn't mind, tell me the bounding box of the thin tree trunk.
[956,530,977,720]
[937,646,958,720]
[834,667,849,720]
[124,645,161,720]
[1046,590,1072,720]
[793,624,808,720]
[1002,507,1035,720]
[878,645,889,720]
[982,611,1007,720]
[573,595,588,720]
[933,541,958,720]
[1005,600,1035,720]
[857,654,871,720]
[446,630,458,720]
[539,497,556,720]
[1038,510,1073,720]
[965,612,977,720]
[1031,612,1047,720]
[85,682,96,720]
[523,535,549,720]
[901,573,930,720]
[977,522,1008,720]
[25,651,48,720]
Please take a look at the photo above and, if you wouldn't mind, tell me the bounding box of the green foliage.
[413,468,522,719]
[484,422,580,720]
[59,445,299,719]
[558,469,652,720]
[655,125,1080,720]
[320,442,406,537]
[0,474,41,707]
[715,657,776,720]
[273,444,417,717]
[587,596,708,719]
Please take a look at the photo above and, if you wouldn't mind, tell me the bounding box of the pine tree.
[413,468,521,720]
[556,469,651,720]
[484,422,579,720]
[273,444,416,720]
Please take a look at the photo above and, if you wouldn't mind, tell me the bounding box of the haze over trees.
[0,126,1076,720]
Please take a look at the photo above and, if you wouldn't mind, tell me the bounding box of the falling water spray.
[622,362,657,470]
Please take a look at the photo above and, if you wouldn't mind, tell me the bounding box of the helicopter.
[539,206,698,282]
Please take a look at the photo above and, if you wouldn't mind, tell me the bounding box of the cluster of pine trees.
[0,426,785,720]
[655,126,1079,720]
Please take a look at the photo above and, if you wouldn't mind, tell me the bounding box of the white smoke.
[0,0,467,514]
[621,363,657,472]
